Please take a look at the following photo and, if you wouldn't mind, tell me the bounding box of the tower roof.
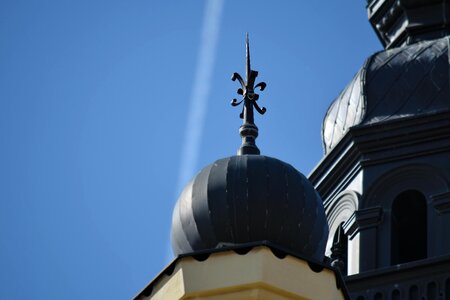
[322,36,450,154]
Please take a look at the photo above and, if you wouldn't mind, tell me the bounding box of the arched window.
[391,190,427,265]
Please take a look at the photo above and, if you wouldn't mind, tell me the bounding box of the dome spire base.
[237,123,260,155]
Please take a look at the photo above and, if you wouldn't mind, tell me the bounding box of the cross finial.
[231,33,267,155]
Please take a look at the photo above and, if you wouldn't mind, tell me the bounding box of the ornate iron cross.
[231,33,267,155]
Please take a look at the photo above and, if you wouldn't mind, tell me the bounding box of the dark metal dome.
[171,155,329,261]
[323,37,450,154]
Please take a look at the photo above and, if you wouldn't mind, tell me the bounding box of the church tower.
[310,0,450,298]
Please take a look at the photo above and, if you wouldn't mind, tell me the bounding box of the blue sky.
[0,1,381,299]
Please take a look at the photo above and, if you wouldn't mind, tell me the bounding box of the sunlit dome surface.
[171,154,329,262]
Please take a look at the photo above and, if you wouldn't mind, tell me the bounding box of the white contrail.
[165,0,225,263]
[176,0,225,195]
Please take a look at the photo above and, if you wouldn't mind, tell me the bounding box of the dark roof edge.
[134,241,350,300]
[310,109,450,201]
[345,253,450,283]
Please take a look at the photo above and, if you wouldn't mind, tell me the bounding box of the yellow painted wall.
[143,246,346,300]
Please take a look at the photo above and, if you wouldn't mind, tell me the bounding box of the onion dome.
[171,34,329,261]
[171,155,328,261]
[322,36,450,154]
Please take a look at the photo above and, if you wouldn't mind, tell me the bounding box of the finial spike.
[246,32,250,82]
[230,34,267,155]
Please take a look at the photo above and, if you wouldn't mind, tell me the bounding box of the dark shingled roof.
[323,37,450,154]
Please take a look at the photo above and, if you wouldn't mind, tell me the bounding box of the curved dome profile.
[171,155,329,261]
[323,37,450,153]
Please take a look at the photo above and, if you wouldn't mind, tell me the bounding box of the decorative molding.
[431,192,450,214]
[326,190,360,230]
[343,207,383,240]
[310,109,450,205]
[310,139,362,203]
[364,163,449,208]
[368,0,450,49]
